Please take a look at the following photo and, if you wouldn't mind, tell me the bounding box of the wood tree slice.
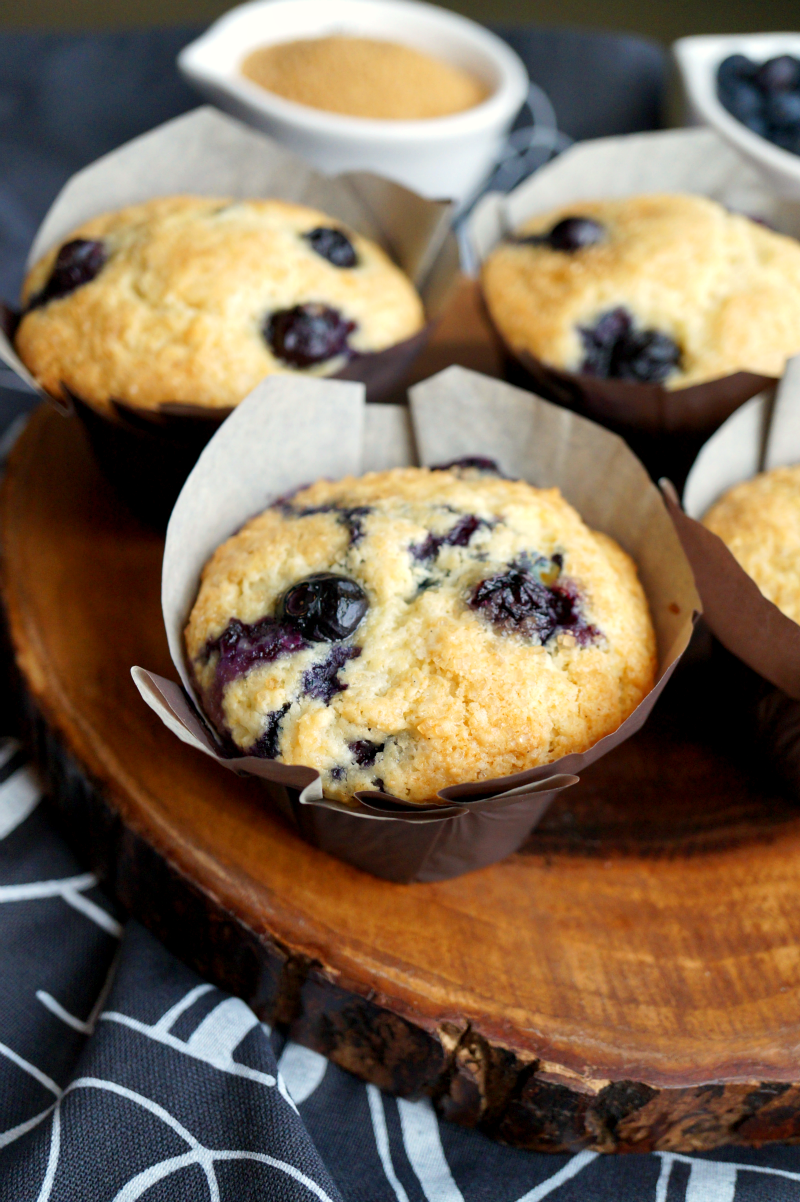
[5,281,800,1152]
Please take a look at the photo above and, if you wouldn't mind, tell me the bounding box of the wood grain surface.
[5,280,800,1152]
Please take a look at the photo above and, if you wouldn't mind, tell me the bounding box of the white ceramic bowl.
[177,0,529,204]
[674,32,800,200]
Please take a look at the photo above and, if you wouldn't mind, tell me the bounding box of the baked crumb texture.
[185,465,657,804]
[704,464,800,624]
[16,195,425,412]
[481,193,800,389]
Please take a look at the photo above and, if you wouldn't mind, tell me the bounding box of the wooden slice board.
[5,280,800,1153]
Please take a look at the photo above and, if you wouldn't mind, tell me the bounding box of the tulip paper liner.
[669,354,800,701]
[132,365,698,883]
[0,105,459,416]
[468,127,798,441]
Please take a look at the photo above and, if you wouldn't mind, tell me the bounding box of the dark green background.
[0,0,795,45]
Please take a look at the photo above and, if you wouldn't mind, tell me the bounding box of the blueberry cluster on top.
[717,54,800,156]
[579,307,681,384]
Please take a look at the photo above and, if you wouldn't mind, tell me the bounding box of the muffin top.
[703,464,800,624]
[15,195,425,412]
[185,461,657,804]
[481,193,800,390]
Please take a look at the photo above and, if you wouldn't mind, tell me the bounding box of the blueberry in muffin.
[482,193,800,389]
[15,196,425,412]
[185,461,657,803]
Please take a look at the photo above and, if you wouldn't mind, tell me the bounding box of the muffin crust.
[16,195,425,412]
[704,464,800,623]
[186,464,657,803]
[482,193,800,389]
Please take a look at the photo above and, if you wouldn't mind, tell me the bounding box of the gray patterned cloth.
[3,25,800,1202]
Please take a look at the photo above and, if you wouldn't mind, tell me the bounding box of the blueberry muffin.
[185,460,657,804]
[703,465,800,623]
[481,193,800,389]
[15,196,425,412]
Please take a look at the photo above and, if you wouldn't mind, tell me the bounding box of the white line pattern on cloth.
[396,1097,465,1202]
[0,762,41,839]
[101,1006,277,1087]
[36,945,122,1036]
[59,1078,338,1202]
[513,1150,600,1201]
[0,871,122,936]
[278,1041,328,1105]
[34,1102,60,1202]
[152,983,214,1033]
[0,1106,56,1150]
[36,991,93,1034]
[655,1153,673,1202]
[0,1038,62,1097]
[367,1085,411,1202]
[686,1158,737,1202]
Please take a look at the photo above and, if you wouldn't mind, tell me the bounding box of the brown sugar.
[240,35,489,121]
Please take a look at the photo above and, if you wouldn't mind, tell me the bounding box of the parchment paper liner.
[663,355,800,701]
[131,366,698,883]
[467,128,800,456]
[0,108,459,518]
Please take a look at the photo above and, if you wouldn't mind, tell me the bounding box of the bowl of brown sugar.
[178,0,529,203]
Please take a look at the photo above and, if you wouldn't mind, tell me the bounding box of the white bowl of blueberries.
[675,33,800,199]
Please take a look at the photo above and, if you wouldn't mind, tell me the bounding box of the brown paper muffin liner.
[499,337,772,487]
[0,107,460,522]
[467,127,798,484]
[667,357,800,701]
[131,365,698,883]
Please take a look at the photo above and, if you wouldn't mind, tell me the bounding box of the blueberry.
[430,457,502,475]
[305,227,358,268]
[280,573,368,642]
[207,617,307,685]
[722,79,765,126]
[771,127,800,154]
[249,703,291,759]
[265,303,356,368]
[330,766,345,781]
[755,55,800,93]
[412,513,489,562]
[349,739,385,767]
[335,505,371,545]
[619,328,682,383]
[717,54,756,92]
[470,561,560,643]
[579,306,680,384]
[303,645,361,703]
[27,239,106,310]
[201,616,307,738]
[742,112,770,139]
[516,216,605,252]
[469,556,599,646]
[579,307,631,377]
[546,216,605,251]
[765,90,800,129]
